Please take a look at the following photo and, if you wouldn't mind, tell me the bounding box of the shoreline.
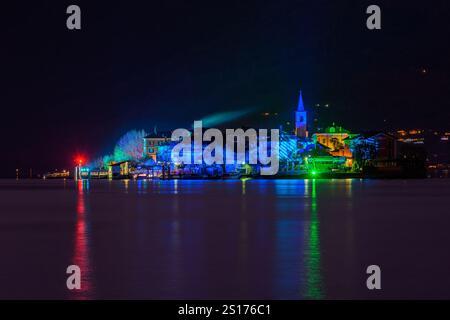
[5,175,441,181]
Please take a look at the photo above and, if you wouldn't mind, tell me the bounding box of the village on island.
[44,91,438,180]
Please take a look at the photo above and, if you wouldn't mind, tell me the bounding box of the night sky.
[3,0,450,177]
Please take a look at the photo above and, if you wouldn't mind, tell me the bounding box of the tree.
[352,140,376,170]
[102,154,114,169]
[113,129,147,162]
[89,156,104,169]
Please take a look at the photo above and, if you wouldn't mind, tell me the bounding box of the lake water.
[0,178,449,299]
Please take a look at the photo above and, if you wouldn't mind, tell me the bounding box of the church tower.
[295,90,308,138]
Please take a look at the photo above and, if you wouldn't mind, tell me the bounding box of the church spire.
[297,90,305,112]
[295,90,308,138]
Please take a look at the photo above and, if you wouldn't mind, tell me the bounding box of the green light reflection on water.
[304,179,324,299]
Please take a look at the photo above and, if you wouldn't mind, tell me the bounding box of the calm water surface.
[0,178,449,299]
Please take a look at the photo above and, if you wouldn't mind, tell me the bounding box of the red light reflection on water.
[70,180,94,299]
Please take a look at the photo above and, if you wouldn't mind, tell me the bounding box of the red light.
[74,155,86,166]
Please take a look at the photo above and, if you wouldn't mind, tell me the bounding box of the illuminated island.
[48,91,427,181]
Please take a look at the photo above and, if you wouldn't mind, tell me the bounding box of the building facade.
[143,131,172,161]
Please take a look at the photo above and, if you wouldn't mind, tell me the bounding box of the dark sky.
[2,0,450,176]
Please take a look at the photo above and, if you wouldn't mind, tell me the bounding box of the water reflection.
[123,179,129,193]
[70,179,94,299]
[274,215,304,299]
[271,180,324,298]
[345,178,353,198]
[304,179,324,299]
[173,179,179,194]
[2,179,450,299]
[238,186,249,294]
[71,179,325,299]
[241,178,247,195]
[167,216,182,294]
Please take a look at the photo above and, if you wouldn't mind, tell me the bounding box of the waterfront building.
[109,160,135,179]
[369,132,398,163]
[348,132,398,170]
[304,155,347,174]
[348,131,428,177]
[89,169,108,179]
[312,125,356,168]
[143,131,172,161]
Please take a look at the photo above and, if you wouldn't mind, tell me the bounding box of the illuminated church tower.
[295,90,308,138]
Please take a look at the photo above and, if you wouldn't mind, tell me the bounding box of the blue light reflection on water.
[72,179,326,299]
